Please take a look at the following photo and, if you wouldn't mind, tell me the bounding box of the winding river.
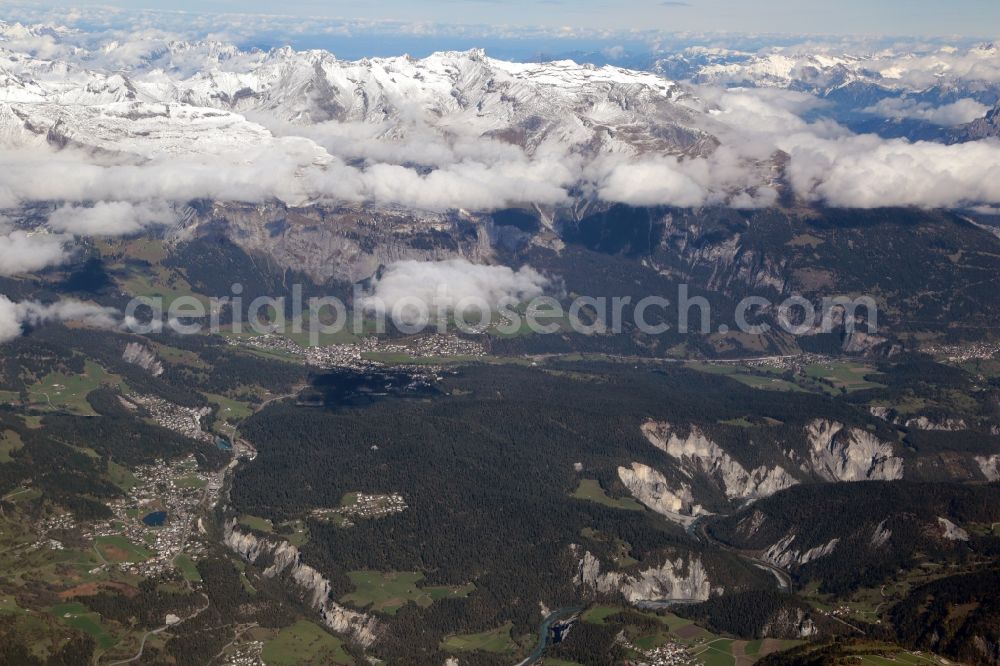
[515,606,584,666]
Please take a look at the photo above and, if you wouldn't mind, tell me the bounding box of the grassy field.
[260,620,353,666]
[278,519,310,547]
[107,460,138,491]
[175,555,202,582]
[118,266,208,311]
[175,474,208,489]
[9,547,93,589]
[0,430,23,463]
[341,570,474,615]
[239,514,274,533]
[802,361,884,394]
[361,351,483,365]
[868,394,929,416]
[691,638,736,666]
[442,622,517,654]
[580,607,803,665]
[203,392,255,423]
[733,374,806,392]
[94,536,154,563]
[3,486,42,503]
[771,640,953,666]
[285,318,364,347]
[685,362,805,393]
[153,343,208,368]
[581,605,623,624]
[49,602,117,649]
[27,361,127,416]
[686,359,884,395]
[571,479,644,511]
[0,596,25,615]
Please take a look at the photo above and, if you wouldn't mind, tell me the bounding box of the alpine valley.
[0,16,999,666]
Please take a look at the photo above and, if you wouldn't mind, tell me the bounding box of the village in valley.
[226,333,487,369]
[311,493,408,528]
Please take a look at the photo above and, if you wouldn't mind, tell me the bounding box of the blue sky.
[50,0,1000,37]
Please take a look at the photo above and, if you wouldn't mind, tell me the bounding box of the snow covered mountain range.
[1,18,1000,221]
[0,20,711,158]
[655,43,1000,138]
[663,43,1000,95]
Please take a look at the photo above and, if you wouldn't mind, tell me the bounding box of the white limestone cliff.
[974,454,1000,482]
[122,341,164,376]
[761,607,818,639]
[641,420,797,500]
[905,416,967,431]
[937,517,970,542]
[573,549,719,603]
[803,419,903,481]
[223,519,381,647]
[870,520,892,548]
[762,534,840,568]
[617,462,706,526]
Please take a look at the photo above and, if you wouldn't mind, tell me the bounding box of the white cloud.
[863,98,990,126]
[782,134,1000,208]
[0,295,121,343]
[361,259,549,318]
[0,217,70,275]
[47,201,178,236]
[588,147,778,209]
[0,141,326,210]
[591,154,712,208]
[0,296,21,343]
[691,87,1000,209]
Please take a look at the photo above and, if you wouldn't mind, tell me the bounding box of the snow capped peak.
[0,22,35,40]
[3,23,996,214]
[686,44,1000,95]
[0,29,722,212]
[0,20,73,44]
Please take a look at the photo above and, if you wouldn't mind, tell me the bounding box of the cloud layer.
[0,217,69,275]
[0,296,121,343]
[47,201,179,236]
[362,259,549,318]
[863,98,990,126]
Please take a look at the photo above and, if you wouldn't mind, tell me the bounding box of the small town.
[919,340,1000,362]
[738,352,830,374]
[311,492,408,527]
[123,393,216,444]
[227,333,486,369]
[221,639,265,666]
[398,334,486,358]
[620,634,698,666]
[83,455,212,576]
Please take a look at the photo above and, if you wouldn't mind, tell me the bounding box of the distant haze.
[50,0,1000,38]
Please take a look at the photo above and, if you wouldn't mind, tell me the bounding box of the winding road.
[104,594,211,666]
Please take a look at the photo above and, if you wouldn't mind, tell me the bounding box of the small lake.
[142,511,168,527]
